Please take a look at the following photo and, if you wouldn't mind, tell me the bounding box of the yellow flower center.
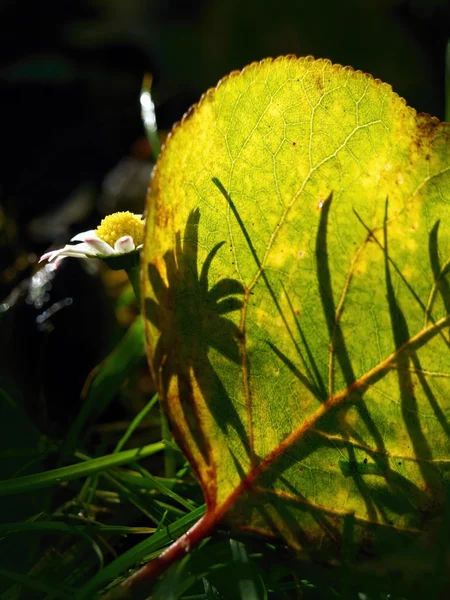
[95,212,144,248]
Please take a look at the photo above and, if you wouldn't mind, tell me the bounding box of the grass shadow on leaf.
[212,179,403,533]
[198,179,449,568]
[355,212,450,444]
[315,193,389,522]
[212,177,324,404]
[382,201,444,502]
[428,220,450,322]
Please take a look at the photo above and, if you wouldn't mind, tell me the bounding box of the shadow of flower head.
[145,208,244,372]
[145,209,249,467]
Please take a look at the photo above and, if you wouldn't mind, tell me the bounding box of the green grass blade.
[140,73,161,159]
[229,539,263,600]
[0,521,156,535]
[0,443,164,496]
[60,316,146,461]
[114,394,158,453]
[74,504,206,599]
[120,465,197,512]
[100,471,164,526]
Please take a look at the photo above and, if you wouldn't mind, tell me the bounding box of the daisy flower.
[39,211,145,268]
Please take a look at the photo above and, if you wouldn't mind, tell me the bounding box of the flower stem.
[124,258,176,477]
[125,261,141,306]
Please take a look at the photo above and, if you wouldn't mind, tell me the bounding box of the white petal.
[60,242,97,256]
[114,235,135,253]
[48,252,92,267]
[58,250,95,259]
[39,250,58,263]
[84,237,114,256]
[136,244,144,250]
[40,247,70,263]
[54,256,66,268]
[40,243,98,263]
[71,229,97,242]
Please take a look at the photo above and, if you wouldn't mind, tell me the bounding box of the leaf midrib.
[211,312,450,526]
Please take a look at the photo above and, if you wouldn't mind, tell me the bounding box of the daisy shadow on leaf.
[145,209,250,470]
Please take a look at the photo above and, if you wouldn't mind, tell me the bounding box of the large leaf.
[142,57,450,586]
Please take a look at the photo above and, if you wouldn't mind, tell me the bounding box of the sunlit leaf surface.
[143,56,450,580]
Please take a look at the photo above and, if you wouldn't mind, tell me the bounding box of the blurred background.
[0,0,449,467]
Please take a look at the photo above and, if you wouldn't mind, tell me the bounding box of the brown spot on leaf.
[410,114,441,163]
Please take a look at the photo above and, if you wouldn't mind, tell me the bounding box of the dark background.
[2,0,450,225]
[0,0,449,439]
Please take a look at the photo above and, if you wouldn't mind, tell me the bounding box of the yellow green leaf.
[142,57,450,583]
